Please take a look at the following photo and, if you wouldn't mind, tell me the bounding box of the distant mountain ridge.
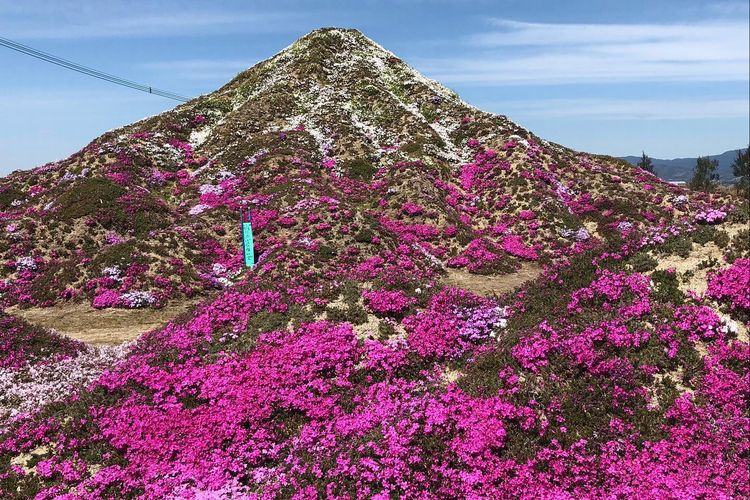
[621,148,746,183]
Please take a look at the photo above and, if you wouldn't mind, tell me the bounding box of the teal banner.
[242,221,255,267]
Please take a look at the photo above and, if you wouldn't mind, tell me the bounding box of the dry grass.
[443,262,542,297]
[7,300,200,345]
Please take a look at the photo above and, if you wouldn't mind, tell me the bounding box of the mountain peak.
[127,26,520,169]
[287,27,393,60]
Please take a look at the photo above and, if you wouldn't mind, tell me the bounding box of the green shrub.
[0,186,23,208]
[713,230,730,248]
[91,240,138,271]
[650,269,685,305]
[401,141,424,155]
[629,252,658,273]
[419,103,438,122]
[318,244,337,260]
[697,256,720,270]
[354,228,374,243]
[724,229,749,263]
[691,225,715,245]
[342,158,377,181]
[326,303,367,325]
[55,178,126,221]
[378,320,396,340]
[659,236,692,258]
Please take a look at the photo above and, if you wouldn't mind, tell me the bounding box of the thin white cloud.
[416,18,749,85]
[483,98,750,120]
[0,89,160,107]
[139,60,256,80]
[0,0,300,39]
[705,1,750,16]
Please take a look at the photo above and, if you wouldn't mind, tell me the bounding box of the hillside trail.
[6,265,542,346]
[443,262,543,297]
[6,300,200,345]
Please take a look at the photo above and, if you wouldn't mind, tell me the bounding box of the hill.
[621,149,745,183]
[0,28,729,311]
[0,28,748,498]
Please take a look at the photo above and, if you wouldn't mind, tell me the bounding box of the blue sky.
[1,0,748,174]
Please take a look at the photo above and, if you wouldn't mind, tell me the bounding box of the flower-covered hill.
[0,28,734,311]
[1,27,749,498]
[1,198,748,497]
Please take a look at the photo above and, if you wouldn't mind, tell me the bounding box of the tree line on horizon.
[637,148,748,195]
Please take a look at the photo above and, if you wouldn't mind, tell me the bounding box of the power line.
[0,36,191,102]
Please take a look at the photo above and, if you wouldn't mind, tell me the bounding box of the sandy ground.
[443,262,543,297]
[7,300,200,345]
[656,223,746,296]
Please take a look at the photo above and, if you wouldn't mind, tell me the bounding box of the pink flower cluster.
[362,289,417,316]
[694,208,727,224]
[706,259,750,312]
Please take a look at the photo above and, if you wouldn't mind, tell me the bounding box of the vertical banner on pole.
[241,209,255,267]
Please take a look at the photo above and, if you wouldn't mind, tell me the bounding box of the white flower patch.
[15,256,36,271]
[0,343,131,434]
[189,127,211,147]
[559,227,590,242]
[214,170,235,181]
[671,194,688,205]
[617,221,634,232]
[121,291,157,308]
[189,204,210,215]
[199,184,224,196]
[102,265,122,281]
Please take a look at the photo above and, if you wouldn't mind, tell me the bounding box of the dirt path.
[443,262,543,297]
[7,301,200,345]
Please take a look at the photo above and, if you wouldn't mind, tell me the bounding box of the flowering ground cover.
[0,28,748,498]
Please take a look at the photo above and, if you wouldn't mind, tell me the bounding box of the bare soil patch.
[443,263,543,297]
[6,301,200,345]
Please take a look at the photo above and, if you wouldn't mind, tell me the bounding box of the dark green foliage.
[637,151,654,173]
[377,320,396,340]
[249,310,291,336]
[340,281,360,303]
[728,201,749,224]
[354,228,374,243]
[0,312,83,363]
[419,102,438,122]
[714,230,730,248]
[697,256,720,270]
[506,247,607,334]
[457,348,517,398]
[326,303,367,325]
[555,209,582,233]
[197,97,232,115]
[650,270,685,305]
[469,255,520,276]
[625,334,672,370]
[553,371,668,448]
[455,229,474,246]
[0,186,23,208]
[55,178,126,221]
[629,252,658,273]
[401,140,426,156]
[26,261,80,306]
[342,158,377,181]
[728,229,749,260]
[91,240,138,271]
[691,225,715,245]
[658,236,692,258]
[731,146,749,195]
[689,156,719,192]
[318,244,337,260]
